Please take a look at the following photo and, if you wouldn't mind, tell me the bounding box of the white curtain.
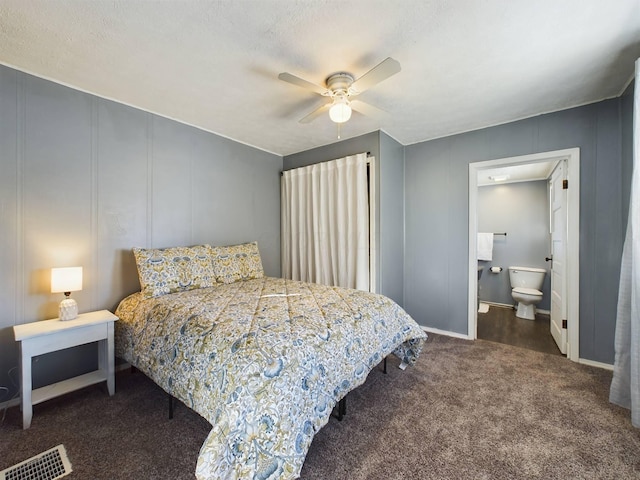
[610,58,640,427]
[281,152,370,291]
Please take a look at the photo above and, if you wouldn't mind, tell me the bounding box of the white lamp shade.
[329,98,352,123]
[51,267,83,293]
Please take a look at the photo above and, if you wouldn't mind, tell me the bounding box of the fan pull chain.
[337,122,341,139]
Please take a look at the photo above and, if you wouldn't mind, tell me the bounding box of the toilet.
[508,266,546,320]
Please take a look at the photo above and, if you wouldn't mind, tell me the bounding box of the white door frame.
[468,148,580,362]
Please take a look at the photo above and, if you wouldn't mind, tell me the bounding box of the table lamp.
[51,267,83,321]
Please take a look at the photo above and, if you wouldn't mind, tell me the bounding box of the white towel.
[477,233,494,261]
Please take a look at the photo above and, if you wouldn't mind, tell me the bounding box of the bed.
[115,242,427,479]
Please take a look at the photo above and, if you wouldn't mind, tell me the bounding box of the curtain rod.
[280,151,372,176]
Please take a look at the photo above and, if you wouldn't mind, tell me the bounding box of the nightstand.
[13,309,119,429]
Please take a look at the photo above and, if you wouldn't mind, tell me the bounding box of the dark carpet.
[1,334,638,479]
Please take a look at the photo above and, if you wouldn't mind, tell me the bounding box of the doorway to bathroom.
[468,148,580,361]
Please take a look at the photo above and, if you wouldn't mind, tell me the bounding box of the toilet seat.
[512,287,542,296]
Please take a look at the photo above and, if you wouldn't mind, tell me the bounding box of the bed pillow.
[210,241,264,284]
[133,244,217,298]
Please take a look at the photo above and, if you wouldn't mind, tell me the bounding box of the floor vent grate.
[0,445,72,480]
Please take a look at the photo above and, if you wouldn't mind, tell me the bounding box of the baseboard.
[481,301,550,315]
[116,362,131,372]
[482,301,513,309]
[0,396,20,411]
[422,326,471,340]
[578,358,614,371]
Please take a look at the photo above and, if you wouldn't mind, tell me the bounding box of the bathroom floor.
[477,304,563,356]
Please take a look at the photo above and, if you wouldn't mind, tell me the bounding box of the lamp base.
[59,298,78,321]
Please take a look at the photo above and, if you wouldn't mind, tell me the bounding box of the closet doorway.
[468,148,580,362]
[281,152,376,292]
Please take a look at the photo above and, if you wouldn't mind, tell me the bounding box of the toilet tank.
[508,266,546,290]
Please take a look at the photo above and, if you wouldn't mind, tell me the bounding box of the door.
[549,160,568,354]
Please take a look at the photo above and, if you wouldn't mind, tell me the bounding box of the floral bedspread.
[115,277,426,479]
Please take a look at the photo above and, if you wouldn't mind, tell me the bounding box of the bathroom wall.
[477,180,551,310]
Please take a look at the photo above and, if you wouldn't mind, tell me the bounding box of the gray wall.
[379,132,405,305]
[405,99,625,364]
[0,65,282,401]
[283,131,406,306]
[477,181,551,310]
[283,131,380,171]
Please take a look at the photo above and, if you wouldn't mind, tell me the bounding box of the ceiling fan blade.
[299,102,331,123]
[278,72,327,96]
[350,57,401,95]
[350,100,388,120]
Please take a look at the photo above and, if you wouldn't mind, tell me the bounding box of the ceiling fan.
[278,57,401,124]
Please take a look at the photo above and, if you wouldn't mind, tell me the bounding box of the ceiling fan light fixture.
[329,96,352,123]
[279,58,401,125]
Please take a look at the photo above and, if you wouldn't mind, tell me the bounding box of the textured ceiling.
[1,0,639,156]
